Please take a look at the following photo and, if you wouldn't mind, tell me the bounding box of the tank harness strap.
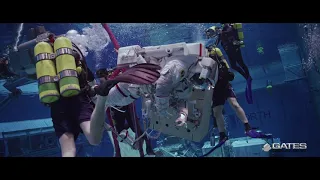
[35,53,56,61]
[35,52,57,85]
[59,70,78,79]
[55,47,73,57]
[38,76,57,85]
[55,47,78,79]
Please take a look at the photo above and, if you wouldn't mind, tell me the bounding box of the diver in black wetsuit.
[0,56,18,79]
[208,46,270,141]
[205,23,253,104]
[96,68,155,156]
[0,55,22,95]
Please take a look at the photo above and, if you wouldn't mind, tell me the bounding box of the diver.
[47,38,157,157]
[49,42,101,157]
[205,23,253,104]
[0,55,18,79]
[207,46,268,146]
[2,26,55,95]
[23,28,110,157]
[3,26,158,157]
[90,64,161,152]
[96,68,156,157]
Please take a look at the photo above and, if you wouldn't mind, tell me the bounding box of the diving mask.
[205,26,222,39]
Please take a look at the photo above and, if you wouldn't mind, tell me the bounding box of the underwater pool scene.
[0,23,319,157]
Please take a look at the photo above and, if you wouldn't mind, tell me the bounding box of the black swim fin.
[95,63,161,96]
[245,77,253,104]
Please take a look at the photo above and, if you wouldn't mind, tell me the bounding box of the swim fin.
[245,86,249,102]
[95,63,161,96]
[245,77,253,104]
[246,129,272,139]
[113,64,160,85]
[128,63,161,71]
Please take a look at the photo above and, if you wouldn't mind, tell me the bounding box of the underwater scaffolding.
[0,80,38,96]
[231,42,305,94]
[152,135,281,157]
[201,136,281,157]
[231,61,286,94]
[0,118,59,157]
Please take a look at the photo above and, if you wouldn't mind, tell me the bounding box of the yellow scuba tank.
[54,37,81,97]
[34,42,60,104]
[233,23,245,48]
[209,47,230,69]
[209,47,223,58]
[221,59,230,69]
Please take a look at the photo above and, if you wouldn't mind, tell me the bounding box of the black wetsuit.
[0,58,17,79]
[216,24,251,80]
[210,54,235,132]
[211,52,254,139]
[211,57,236,108]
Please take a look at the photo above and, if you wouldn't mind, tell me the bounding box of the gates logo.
[262,143,307,152]
[262,143,272,152]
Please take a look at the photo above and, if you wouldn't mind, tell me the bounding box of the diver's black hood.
[27,26,47,41]
[96,68,108,78]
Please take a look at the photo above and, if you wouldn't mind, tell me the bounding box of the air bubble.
[66,24,111,68]
[301,24,320,73]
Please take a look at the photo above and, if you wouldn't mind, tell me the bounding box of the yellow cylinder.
[209,48,230,69]
[222,59,230,69]
[209,48,223,58]
[54,37,81,97]
[34,42,60,104]
[234,23,245,48]
[76,66,82,74]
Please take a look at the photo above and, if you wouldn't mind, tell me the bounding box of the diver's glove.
[94,80,118,96]
[155,96,170,117]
